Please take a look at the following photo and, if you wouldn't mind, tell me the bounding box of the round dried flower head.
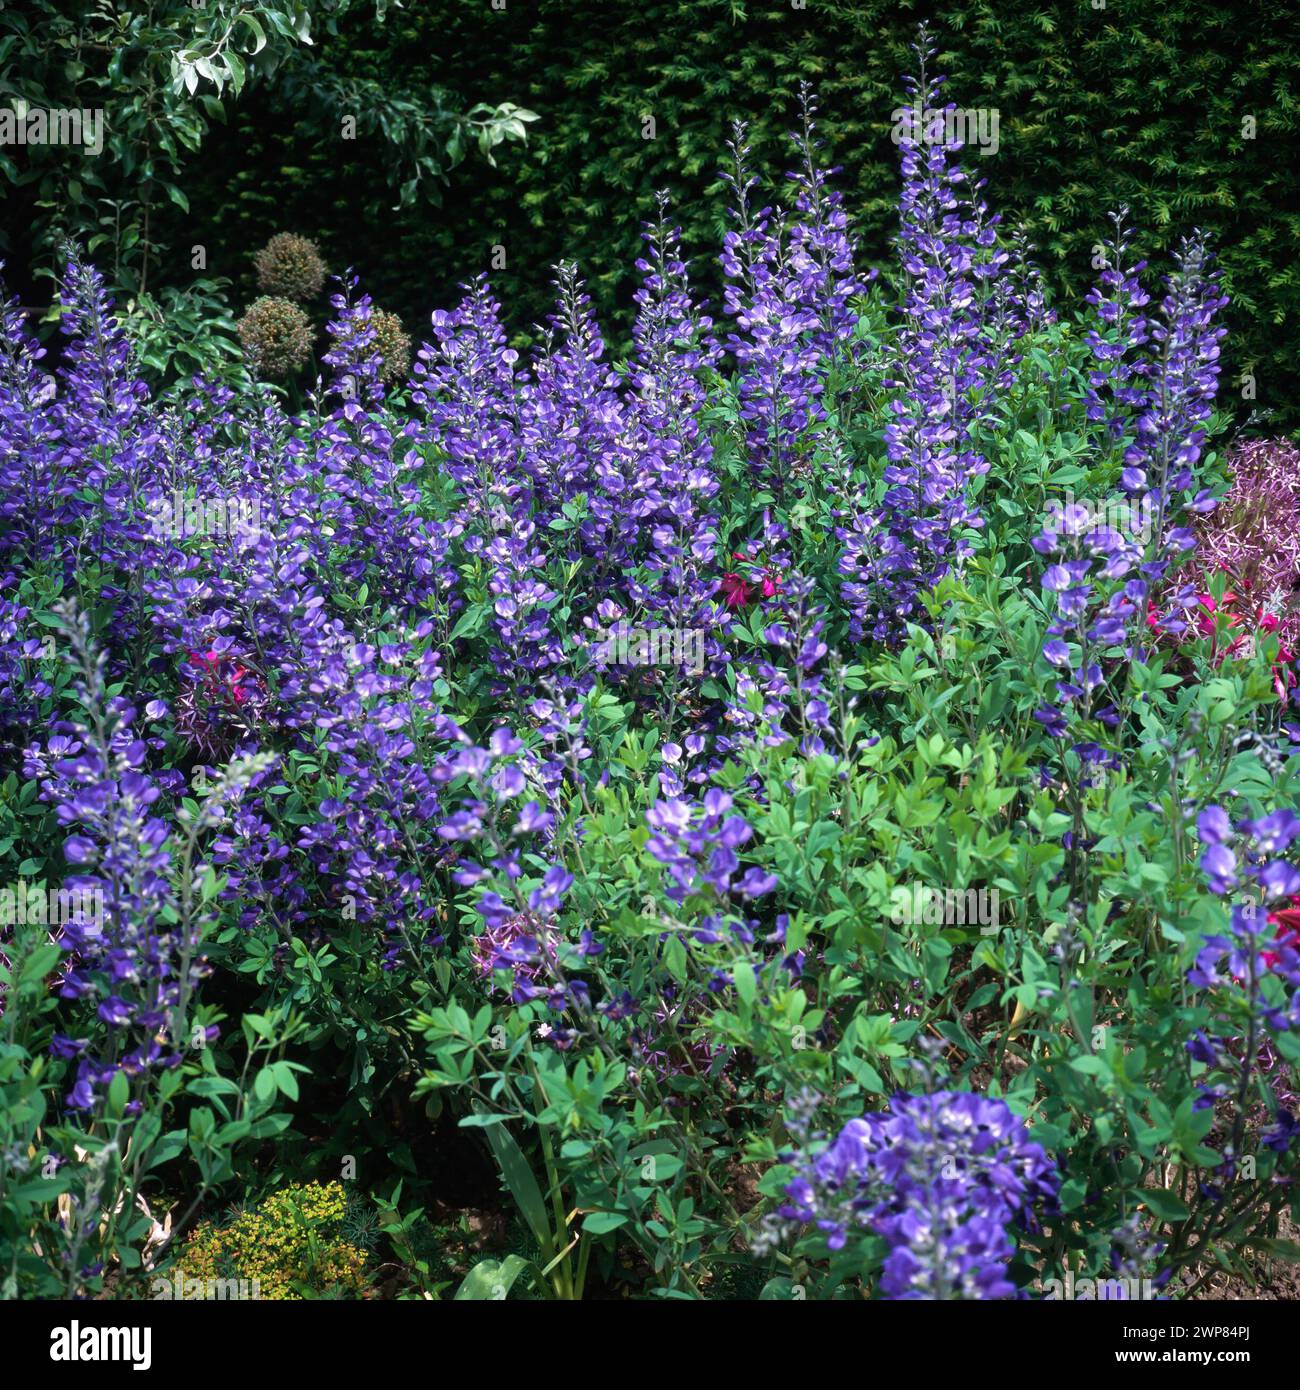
[371,308,412,385]
[253,232,328,302]
[237,296,313,380]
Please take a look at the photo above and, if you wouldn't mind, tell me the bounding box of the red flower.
[719,547,782,610]
[1153,592,1295,702]
[1194,591,1245,651]
[1263,901,1300,969]
[187,649,259,710]
[229,663,253,706]
[719,573,756,609]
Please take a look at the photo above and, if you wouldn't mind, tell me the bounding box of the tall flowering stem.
[1082,208,1151,445]
[840,28,997,643]
[1124,234,1227,578]
[1034,232,1228,745]
[22,602,271,1113]
[722,91,870,493]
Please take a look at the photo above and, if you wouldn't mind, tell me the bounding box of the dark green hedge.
[177,0,1300,423]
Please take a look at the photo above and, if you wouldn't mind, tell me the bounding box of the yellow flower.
[176,1182,369,1300]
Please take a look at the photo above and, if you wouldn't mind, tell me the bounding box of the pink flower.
[719,549,783,609]
[1263,901,1300,970]
[719,573,756,609]
[186,650,260,710]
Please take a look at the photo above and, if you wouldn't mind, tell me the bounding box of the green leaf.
[224,50,245,96]
[582,1211,628,1235]
[454,1254,532,1301]
[18,944,62,987]
[106,1069,129,1120]
[271,1060,299,1101]
[1248,1238,1300,1263]
[759,1276,797,1299]
[476,1111,553,1254]
[147,1130,188,1171]
[239,13,267,53]
[1141,1188,1191,1223]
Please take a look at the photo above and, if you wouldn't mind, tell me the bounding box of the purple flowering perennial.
[839,31,997,643]
[780,1091,1059,1299]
